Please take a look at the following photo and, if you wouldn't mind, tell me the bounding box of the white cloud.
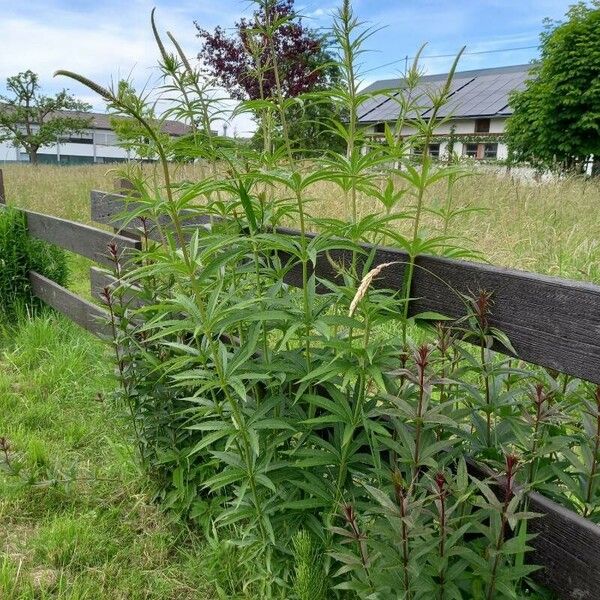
[0,0,256,135]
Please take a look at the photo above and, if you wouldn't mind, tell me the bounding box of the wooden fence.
[2,170,600,599]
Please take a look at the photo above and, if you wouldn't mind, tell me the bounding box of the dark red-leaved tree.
[196,0,343,152]
[196,0,330,100]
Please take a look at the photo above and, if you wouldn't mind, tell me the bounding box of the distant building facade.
[0,111,190,164]
[358,64,531,161]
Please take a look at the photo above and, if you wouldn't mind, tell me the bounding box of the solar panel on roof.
[428,72,525,117]
[360,76,474,122]
[359,64,532,121]
[357,94,393,120]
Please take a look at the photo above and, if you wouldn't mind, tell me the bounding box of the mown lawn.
[0,312,212,599]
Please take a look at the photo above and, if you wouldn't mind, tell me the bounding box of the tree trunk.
[27,148,38,165]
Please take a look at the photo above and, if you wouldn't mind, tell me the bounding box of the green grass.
[2,163,599,283]
[0,311,212,599]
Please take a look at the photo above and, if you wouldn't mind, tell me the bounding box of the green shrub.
[0,208,68,317]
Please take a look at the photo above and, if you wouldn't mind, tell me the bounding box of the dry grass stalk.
[349,261,399,317]
[2,165,599,283]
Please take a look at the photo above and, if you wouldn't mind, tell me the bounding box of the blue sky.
[0,0,575,135]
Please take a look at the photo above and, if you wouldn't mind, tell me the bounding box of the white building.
[359,64,530,161]
[0,111,190,165]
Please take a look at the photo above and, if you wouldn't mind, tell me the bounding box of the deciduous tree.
[0,70,91,164]
[196,0,343,153]
[506,2,600,172]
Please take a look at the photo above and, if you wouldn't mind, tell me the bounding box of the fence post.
[113,177,140,240]
[0,169,5,205]
[114,177,138,197]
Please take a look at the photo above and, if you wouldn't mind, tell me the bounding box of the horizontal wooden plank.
[87,188,600,596]
[89,191,600,383]
[23,209,141,267]
[29,271,111,338]
[280,237,600,384]
[90,267,146,310]
[468,460,600,599]
[90,190,213,242]
[528,492,600,599]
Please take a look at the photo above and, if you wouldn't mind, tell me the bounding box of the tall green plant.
[0,208,68,317]
[53,3,575,598]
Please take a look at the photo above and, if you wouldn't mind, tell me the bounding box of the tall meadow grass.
[2,162,599,282]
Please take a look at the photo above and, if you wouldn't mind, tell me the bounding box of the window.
[94,132,119,146]
[463,142,497,160]
[411,143,440,159]
[58,155,95,165]
[411,144,422,155]
[483,143,498,159]
[474,118,490,133]
[428,143,440,158]
[464,143,478,158]
[60,134,93,144]
[374,122,386,134]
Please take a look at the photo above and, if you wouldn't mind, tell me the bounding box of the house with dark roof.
[0,110,191,165]
[359,64,531,161]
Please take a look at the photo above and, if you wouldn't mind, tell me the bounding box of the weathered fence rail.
[3,171,600,599]
[92,190,600,384]
[26,208,141,267]
[29,271,113,337]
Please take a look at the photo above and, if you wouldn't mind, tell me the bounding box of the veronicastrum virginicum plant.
[54,0,599,597]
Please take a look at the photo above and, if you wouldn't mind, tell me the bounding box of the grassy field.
[1,163,598,597]
[2,163,600,283]
[0,312,213,599]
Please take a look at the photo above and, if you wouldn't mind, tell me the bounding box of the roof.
[82,111,191,136]
[0,103,190,137]
[358,64,533,122]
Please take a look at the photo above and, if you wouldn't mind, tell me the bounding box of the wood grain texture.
[23,209,141,267]
[29,271,111,338]
[280,237,600,384]
[111,180,142,239]
[528,492,600,599]
[0,169,5,204]
[90,190,213,242]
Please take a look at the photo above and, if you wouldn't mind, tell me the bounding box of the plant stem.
[438,497,446,599]
[486,499,510,600]
[583,397,600,517]
[482,342,492,447]
[413,357,426,479]
[393,472,412,598]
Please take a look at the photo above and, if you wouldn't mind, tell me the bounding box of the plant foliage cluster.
[196,0,345,153]
[0,208,68,317]
[54,1,599,597]
[506,1,600,172]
